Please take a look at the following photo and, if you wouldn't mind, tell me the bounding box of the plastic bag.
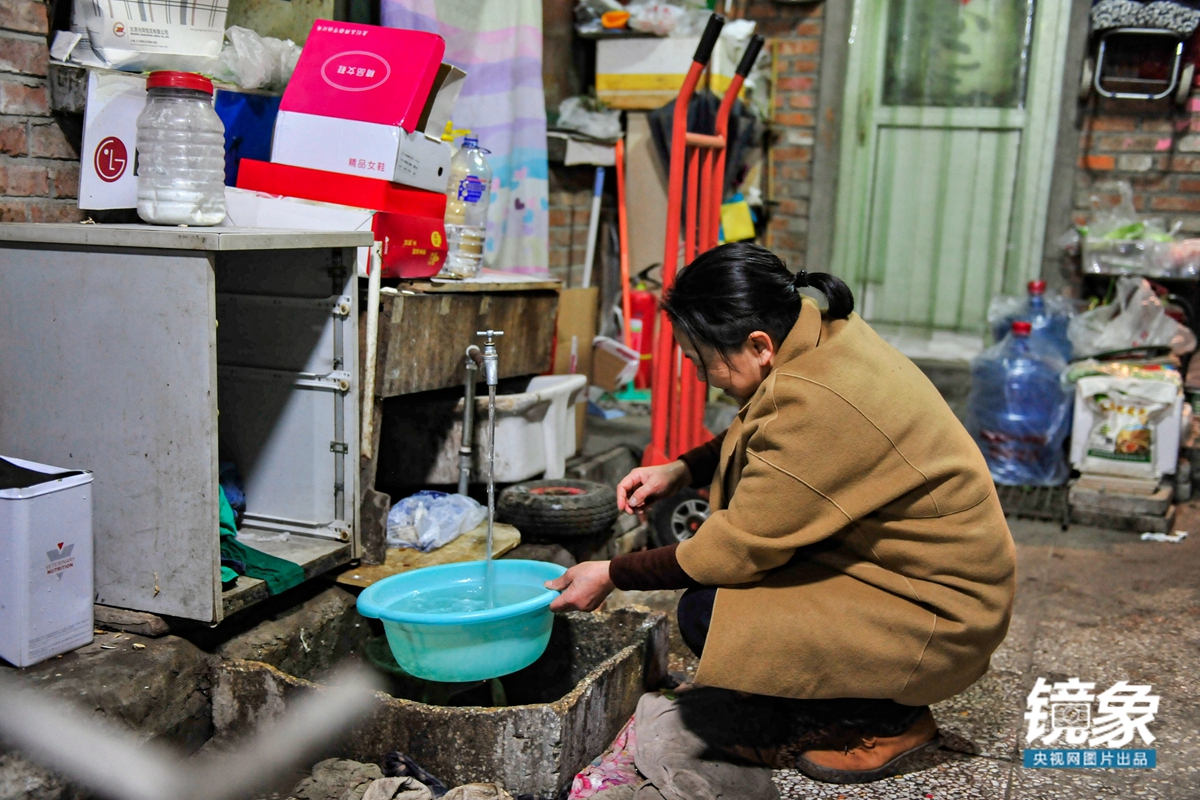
[1088,181,1141,240]
[211,27,301,92]
[627,3,689,35]
[1067,277,1197,358]
[556,97,622,142]
[1077,375,1179,480]
[386,491,487,552]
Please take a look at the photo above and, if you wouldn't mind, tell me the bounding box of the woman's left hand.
[546,561,615,612]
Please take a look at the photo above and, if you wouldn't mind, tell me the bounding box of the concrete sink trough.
[213,607,669,798]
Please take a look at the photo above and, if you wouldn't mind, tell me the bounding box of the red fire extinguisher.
[628,270,658,389]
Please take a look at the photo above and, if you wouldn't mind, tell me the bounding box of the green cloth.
[219,486,304,596]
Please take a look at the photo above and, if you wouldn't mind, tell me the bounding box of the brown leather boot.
[796,708,940,784]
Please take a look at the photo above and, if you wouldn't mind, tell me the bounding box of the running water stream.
[485,383,497,608]
[476,329,504,609]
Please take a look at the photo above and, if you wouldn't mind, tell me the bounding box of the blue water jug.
[991,280,1074,363]
[968,321,1072,486]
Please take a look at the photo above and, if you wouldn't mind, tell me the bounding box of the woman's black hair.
[661,242,854,361]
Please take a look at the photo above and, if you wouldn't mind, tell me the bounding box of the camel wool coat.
[675,298,1016,707]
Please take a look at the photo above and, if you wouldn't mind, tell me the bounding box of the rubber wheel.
[498,479,619,541]
[650,488,711,549]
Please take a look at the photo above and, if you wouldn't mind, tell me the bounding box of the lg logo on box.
[94,136,128,182]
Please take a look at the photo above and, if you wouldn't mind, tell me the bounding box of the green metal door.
[831,0,1072,336]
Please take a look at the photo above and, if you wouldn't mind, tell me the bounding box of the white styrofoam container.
[0,456,94,667]
[419,374,589,484]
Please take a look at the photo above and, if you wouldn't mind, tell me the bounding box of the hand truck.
[643,13,764,466]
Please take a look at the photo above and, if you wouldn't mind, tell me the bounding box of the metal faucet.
[476,329,503,386]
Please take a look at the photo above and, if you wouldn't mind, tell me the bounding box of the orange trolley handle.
[644,14,726,467]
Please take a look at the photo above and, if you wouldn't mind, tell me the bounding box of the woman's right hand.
[616,460,692,519]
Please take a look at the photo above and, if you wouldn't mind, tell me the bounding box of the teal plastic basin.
[355,560,566,683]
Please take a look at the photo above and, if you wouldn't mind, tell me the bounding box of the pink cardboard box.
[271,21,464,192]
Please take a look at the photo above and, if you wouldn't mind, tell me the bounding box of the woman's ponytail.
[804,272,855,320]
[662,242,857,359]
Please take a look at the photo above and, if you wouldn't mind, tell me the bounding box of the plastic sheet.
[627,3,686,35]
[1067,277,1197,358]
[386,491,487,552]
[212,27,301,92]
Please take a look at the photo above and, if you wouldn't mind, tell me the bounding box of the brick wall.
[0,0,81,223]
[744,0,824,270]
[1074,94,1200,235]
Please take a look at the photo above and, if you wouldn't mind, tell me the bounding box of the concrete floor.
[769,505,1200,797]
[609,507,1200,798]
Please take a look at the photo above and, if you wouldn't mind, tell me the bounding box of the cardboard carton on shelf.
[224,181,447,280]
[591,336,641,393]
[271,21,466,193]
[78,70,144,211]
[596,37,701,110]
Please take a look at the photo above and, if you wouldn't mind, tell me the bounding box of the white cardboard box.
[271,111,454,193]
[0,456,94,668]
[222,187,376,277]
[270,23,466,192]
[79,70,146,210]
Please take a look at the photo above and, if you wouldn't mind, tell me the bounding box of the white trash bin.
[0,456,94,667]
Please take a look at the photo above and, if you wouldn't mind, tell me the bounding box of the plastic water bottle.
[442,137,492,278]
[968,321,1072,486]
[991,281,1074,362]
[135,71,226,226]
[1026,280,1073,362]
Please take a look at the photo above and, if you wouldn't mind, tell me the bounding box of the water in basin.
[388,581,545,615]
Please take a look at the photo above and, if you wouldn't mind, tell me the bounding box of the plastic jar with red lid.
[135,71,226,225]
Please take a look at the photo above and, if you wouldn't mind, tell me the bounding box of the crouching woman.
[548,242,1015,795]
